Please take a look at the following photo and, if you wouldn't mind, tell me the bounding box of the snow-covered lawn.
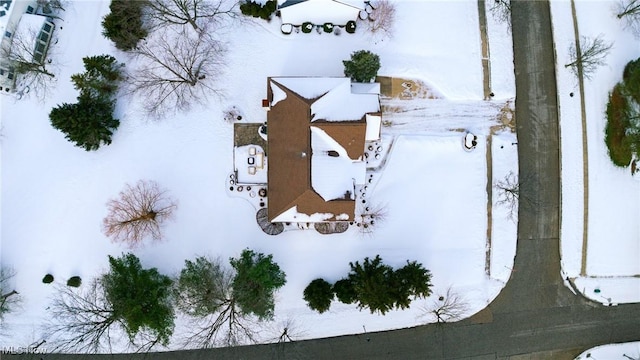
[552,0,640,305]
[575,341,640,360]
[1,0,517,351]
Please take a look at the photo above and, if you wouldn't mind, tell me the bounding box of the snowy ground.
[551,0,640,305]
[575,341,640,360]
[0,0,517,352]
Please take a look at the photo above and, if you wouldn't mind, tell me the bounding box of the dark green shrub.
[102,0,148,51]
[333,278,356,304]
[303,278,333,313]
[67,276,82,287]
[240,0,276,20]
[323,23,334,33]
[343,50,380,83]
[345,20,356,34]
[301,22,313,33]
[623,58,640,104]
[42,274,54,284]
[605,83,634,167]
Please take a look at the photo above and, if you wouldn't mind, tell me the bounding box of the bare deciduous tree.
[355,201,388,235]
[494,171,519,220]
[46,282,118,353]
[365,0,396,39]
[0,267,21,325]
[489,0,511,30]
[1,26,59,101]
[146,0,239,31]
[422,287,468,324]
[616,0,640,37]
[128,26,225,118]
[565,35,613,80]
[47,281,169,353]
[267,317,307,343]
[102,180,177,248]
[37,0,67,19]
[182,300,259,348]
[617,0,640,18]
[176,257,260,348]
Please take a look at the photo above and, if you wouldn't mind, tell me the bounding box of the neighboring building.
[0,0,55,94]
[278,0,363,26]
[265,77,381,223]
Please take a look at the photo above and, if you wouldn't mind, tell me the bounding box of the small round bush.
[67,276,82,287]
[303,278,334,313]
[323,23,334,33]
[302,22,313,33]
[333,278,356,304]
[345,20,356,34]
[42,274,54,284]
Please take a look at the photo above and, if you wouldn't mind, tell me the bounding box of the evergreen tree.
[175,256,231,317]
[347,255,397,314]
[393,260,432,309]
[49,94,119,151]
[303,278,333,313]
[229,249,286,319]
[71,55,123,99]
[333,278,356,304]
[343,50,381,83]
[102,0,148,51]
[101,253,174,346]
[340,256,433,314]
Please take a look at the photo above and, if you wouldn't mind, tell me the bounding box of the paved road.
[9,2,640,360]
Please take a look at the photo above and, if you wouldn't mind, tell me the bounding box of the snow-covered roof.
[12,13,47,61]
[269,81,287,107]
[272,77,380,122]
[365,113,381,141]
[271,77,345,100]
[272,205,335,223]
[310,79,380,121]
[267,76,379,222]
[310,126,365,201]
[278,0,363,26]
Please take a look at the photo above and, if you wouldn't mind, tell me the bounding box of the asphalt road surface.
[8,1,640,360]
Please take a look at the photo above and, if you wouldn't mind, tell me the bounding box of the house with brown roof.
[266,77,381,223]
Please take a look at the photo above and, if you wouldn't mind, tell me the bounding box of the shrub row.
[303,255,432,315]
[240,0,277,20]
[42,274,82,287]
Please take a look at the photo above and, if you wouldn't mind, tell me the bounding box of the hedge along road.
[9,2,640,360]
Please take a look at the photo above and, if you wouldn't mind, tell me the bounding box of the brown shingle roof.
[267,78,373,222]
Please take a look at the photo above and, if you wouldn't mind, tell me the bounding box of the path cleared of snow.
[1,0,517,351]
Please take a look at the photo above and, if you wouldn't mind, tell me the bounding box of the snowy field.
[552,0,640,304]
[0,0,517,351]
